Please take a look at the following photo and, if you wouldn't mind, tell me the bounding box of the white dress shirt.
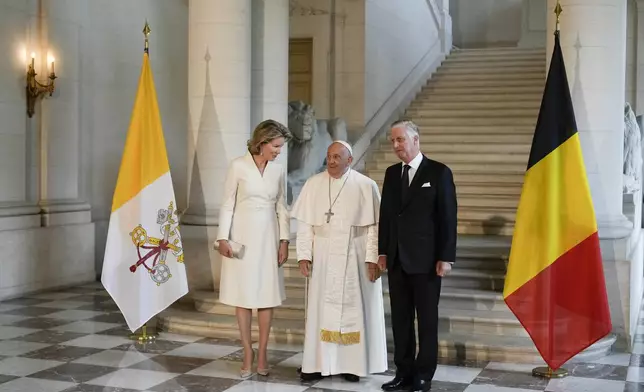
[402,151,423,185]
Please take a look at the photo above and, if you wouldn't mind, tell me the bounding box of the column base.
[0,202,41,231]
[181,212,220,226]
[39,200,92,227]
[597,214,633,240]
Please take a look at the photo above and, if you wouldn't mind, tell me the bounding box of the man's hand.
[436,261,452,277]
[377,255,387,272]
[299,260,312,277]
[278,241,289,266]
[367,262,381,282]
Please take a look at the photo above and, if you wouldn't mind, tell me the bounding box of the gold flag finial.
[554,1,563,32]
[143,20,151,53]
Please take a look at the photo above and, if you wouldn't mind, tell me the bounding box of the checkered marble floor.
[0,282,643,391]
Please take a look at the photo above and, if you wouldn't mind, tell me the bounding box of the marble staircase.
[157,47,615,363]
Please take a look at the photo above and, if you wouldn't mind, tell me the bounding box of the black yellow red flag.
[503,31,612,370]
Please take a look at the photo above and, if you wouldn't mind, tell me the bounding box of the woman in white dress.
[216,119,291,378]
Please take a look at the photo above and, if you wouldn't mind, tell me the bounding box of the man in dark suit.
[378,120,457,392]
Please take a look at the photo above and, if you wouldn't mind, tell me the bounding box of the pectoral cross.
[325,209,334,223]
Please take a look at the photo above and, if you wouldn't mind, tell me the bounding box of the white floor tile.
[62,334,130,349]
[464,386,541,392]
[434,364,484,384]
[85,368,178,390]
[0,357,64,377]
[586,353,632,366]
[0,326,38,340]
[0,314,29,326]
[312,374,392,391]
[157,332,203,343]
[164,342,240,360]
[0,340,51,357]
[226,380,309,392]
[251,342,303,352]
[27,292,83,301]
[0,304,24,312]
[546,376,625,392]
[484,362,541,373]
[0,377,75,392]
[626,366,644,383]
[632,342,644,355]
[275,352,303,369]
[72,349,156,368]
[187,360,250,380]
[35,301,89,310]
[50,320,121,333]
[41,309,103,321]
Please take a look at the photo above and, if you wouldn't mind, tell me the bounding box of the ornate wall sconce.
[26,52,56,118]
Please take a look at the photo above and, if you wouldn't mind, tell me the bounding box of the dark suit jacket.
[378,155,458,274]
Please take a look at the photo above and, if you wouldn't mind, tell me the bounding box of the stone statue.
[286,100,349,204]
[624,103,642,194]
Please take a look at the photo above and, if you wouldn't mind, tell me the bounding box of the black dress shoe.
[300,372,323,381]
[381,376,413,391]
[342,373,360,382]
[412,378,431,392]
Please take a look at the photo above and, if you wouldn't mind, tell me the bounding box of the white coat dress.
[216,152,290,309]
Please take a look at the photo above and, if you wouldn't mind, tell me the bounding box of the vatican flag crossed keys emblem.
[128,201,184,286]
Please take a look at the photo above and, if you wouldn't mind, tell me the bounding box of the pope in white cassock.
[291,140,388,383]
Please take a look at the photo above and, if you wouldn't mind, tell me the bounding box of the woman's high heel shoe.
[240,349,255,378]
[257,352,269,376]
[257,366,269,376]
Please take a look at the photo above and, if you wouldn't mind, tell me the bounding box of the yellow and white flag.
[101,51,188,332]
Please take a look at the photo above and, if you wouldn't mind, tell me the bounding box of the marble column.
[251,0,290,167]
[436,0,452,53]
[182,0,252,291]
[0,2,41,231]
[183,0,252,226]
[546,0,632,240]
[635,0,644,115]
[37,0,91,227]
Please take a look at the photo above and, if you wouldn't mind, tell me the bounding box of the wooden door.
[288,38,313,104]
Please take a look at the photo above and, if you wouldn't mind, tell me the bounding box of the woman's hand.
[278,241,289,266]
[217,240,233,258]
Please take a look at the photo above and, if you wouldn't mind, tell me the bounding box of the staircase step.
[413,93,542,103]
[409,100,540,110]
[406,108,539,118]
[442,59,546,68]
[414,127,535,136]
[458,222,515,236]
[367,160,526,172]
[450,48,545,57]
[193,292,305,320]
[373,180,523,197]
[435,65,544,75]
[418,86,544,95]
[402,117,537,127]
[441,268,507,291]
[432,72,545,81]
[427,79,544,88]
[375,143,530,155]
[414,134,534,143]
[459,206,516,223]
[459,196,518,209]
[365,170,526,185]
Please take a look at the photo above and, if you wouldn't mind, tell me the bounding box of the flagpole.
[531,2,568,378]
[126,20,159,344]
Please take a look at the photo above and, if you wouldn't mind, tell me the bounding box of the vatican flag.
[101,50,188,333]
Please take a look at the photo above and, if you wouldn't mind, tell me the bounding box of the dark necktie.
[401,164,410,201]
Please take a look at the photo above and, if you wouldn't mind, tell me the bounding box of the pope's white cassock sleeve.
[291,169,388,377]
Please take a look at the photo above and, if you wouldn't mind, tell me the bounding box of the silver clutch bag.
[213,240,246,259]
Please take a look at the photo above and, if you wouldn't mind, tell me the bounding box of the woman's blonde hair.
[247,119,292,155]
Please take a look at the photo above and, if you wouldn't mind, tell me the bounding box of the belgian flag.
[503,30,612,370]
